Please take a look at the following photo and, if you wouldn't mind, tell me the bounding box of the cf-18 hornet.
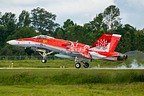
[7,34,127,68]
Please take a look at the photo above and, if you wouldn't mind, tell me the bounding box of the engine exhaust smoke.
[117,59,144,68]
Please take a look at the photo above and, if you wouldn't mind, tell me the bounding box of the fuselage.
[7,34,128,68]
[7,37,117,60]
[7,35,127,61]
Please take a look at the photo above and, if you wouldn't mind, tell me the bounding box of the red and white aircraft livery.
[7,34,127,68]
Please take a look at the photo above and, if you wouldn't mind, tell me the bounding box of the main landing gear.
[39,51,53,63]
[75,57,90,68]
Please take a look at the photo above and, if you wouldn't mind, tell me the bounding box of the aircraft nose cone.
[7,40,18,45]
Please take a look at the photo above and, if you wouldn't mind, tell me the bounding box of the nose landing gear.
[39,50,54,63]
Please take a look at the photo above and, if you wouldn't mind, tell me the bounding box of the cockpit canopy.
[32,35,54,39]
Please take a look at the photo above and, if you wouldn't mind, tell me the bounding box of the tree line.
[0,5,144,56]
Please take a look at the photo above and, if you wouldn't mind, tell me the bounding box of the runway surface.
[0,67,144,70]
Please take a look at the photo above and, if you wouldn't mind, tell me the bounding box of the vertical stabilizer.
[109,34,121,52]
[90,34,121,52]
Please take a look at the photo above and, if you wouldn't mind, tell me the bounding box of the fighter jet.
[7,34,127,68]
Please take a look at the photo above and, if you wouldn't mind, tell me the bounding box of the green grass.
[0,59,144,96]
[0,69,144,85]
[0,58,142,68]
[0,59,75,68]
[0,83,144,96]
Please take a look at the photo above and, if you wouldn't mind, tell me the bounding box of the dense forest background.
[0,5,144,57]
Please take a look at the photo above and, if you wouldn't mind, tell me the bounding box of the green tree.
[7,27,37,40]
[31,7,59,35]
[0,26,7,48]
[55,19,74,40]
[133,30,144,52]
[0,12,17,48]
[1,12,17,36]
[1,12,17,27]
[0,45,25,56]
[90,13,107,33]
[17,10,31,28]
[103,5,121,32]
[55,27,65,39]
[83,23,95,45]
[123,24,136,50]
[63,19,74,29]
[122,32,132,52]
[3,27,37,56]
[0,12,2,25]
[116,24,137,52]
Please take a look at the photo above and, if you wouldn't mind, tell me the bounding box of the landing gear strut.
[39,51,53,63]
[75,57,89,68]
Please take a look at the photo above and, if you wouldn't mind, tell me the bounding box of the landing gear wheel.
[83,62,89,68]
[75,63,81,68]
[41,59,47,63]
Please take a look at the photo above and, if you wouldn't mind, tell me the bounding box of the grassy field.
[0,59,144,96]
[0,58,142,68]
[0,69,143,96]
[0,83,144,96]
[0,69,144,85]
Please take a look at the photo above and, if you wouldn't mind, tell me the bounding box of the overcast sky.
[0,0,144,29]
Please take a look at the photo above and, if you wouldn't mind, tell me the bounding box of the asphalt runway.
[0,67,144,70]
